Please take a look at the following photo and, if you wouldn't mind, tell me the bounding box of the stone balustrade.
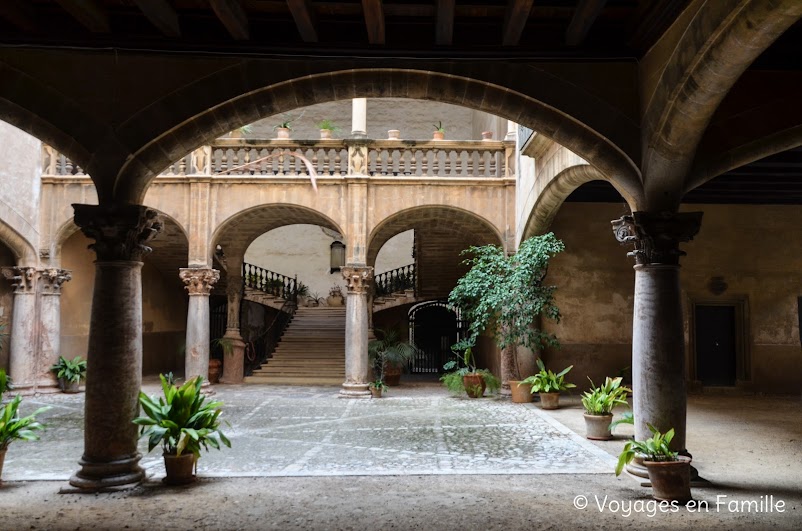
[42,138,515,179]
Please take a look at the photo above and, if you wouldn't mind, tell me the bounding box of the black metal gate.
[408,300,465,374]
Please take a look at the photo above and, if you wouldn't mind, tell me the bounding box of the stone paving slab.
[2,383,615,481]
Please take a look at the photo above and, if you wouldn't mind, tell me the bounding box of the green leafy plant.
[369,328,420,375]
[448,234,564,355]
[609,410,634,432]
[0,369,51,451]
[316,119,340,132]
[432,121,445,133]
[521,358,575,394]
[296,282,310,297]
[440,343,501,395]
[133,374,231,458]
[210,337,234,357]
[615,424,678,476]
[273,111,304,130]
[581,376,631,415]
[368,379,388,393]
[50,355,87,384]
[329,285,344,298]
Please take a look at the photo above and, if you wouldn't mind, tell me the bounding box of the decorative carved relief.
[611,211,703,266]
[342,266,373,294]
[2,267,38,293]
[348,145,367,175]
[73,204,163,262]
[191,146,211,174]
[179,268,220,295]
[40,268,72,294]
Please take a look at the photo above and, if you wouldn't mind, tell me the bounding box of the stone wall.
[0,121,40,259]
[0,243,14,370]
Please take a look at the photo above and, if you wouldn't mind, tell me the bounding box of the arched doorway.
[408,301,465,374]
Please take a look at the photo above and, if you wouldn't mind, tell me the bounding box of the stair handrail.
[244,298,298,375]
[375,263,416,297]
[242,262,299,303]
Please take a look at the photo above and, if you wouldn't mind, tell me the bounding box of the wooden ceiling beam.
[287,0,318,42]
[54,0,110,33]
[565,0,608,46]
[209,0,250,41]
[362,0,386,45]
[0,0,39,33]
[133,0,181,38]
[436,0,455,46]
[502,0,534,46]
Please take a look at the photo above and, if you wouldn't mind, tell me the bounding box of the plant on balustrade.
[316,119,340,132]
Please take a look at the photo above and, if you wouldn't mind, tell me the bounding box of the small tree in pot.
[580,376,631,440]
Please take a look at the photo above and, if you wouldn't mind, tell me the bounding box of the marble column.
[340,265,373,398]
[69,203,162,490]
[38,268,72,388]
[612,211,702,477]
[1,267,38,392]
[220,271,246,384]
[351,98,367,138]
[179,268,219,385]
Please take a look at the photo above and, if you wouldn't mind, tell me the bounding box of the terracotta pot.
[208,359,222,384]
[163,452,197,485]
[387,129,400,139]
[58,377,81,393]
[326,295,344,306]
[583,413,613,440]
[509,380,534,403]
[275,127,290,139]
[370,386,383,398]
[432,131,445,140]
[384,365,402,386]
[0,447,6,480]
[481,131,493,140]
[539,392,560,410]
[463,373,486,398]
[320,129,332,139]
[643,456,692,503]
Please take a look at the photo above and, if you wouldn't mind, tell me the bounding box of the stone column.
[351,98,367,138]
[340,265,373,398]
[220,268,247,384]
[612,211,702,477]
[69,203,162,490]
[38,268,72,387]
[179,268,220,385]
[1,267,38,392]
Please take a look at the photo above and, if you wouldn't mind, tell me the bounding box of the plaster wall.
[543,202,802,394]
[60,232,187,375]
[0,121,41,260]
[0,243,14,370]
[374,230,414,274]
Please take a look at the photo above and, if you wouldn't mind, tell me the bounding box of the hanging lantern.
[330,241,345,273]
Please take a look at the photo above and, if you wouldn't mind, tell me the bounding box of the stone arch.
[212,203,345,263]
[520,165,634,241]
[0,217,36,266]
[116,68,643,206]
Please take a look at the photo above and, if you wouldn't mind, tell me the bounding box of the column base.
[339,383,371,399]
[69,454,145,490]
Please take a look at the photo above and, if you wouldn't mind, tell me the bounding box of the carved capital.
[2,267,37,293]
[612,211,703,266]
[73,204,163,262]
[40,268,72,294]
[342,266,373,294]
[179,268,220,295]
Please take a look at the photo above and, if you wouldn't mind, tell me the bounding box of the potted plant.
[368,327,420,387]
[368,379,388,398]
[580,376,631,440]
[133,374,231,485]
[228,124,251,138]
[440,341,501,398]
[316,119,339,139]
[615,424,692,503]
[273,111,304,139]
[306,292,322,307]
[327,285,344,306]
[432,121,445,140]
[50,355,87,393]
[0,369,51,481]
[520,358,575,409]
[448,234,564,397]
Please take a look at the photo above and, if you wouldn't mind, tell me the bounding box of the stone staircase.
[373,289,418,311]
[245,306,345,386]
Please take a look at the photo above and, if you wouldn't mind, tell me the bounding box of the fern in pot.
[580,376,631,440]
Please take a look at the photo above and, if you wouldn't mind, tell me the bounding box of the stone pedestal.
[340,266,372,398]
[1,267,38,392]
[612,211,702,478]
[69,203,162,490]
[179,268,219,386]
[219,328,247,384]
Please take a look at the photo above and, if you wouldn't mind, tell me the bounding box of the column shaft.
[39,269,72,388]
[340,266,372,398]
[180,268,219,384]
[7,288,36,390]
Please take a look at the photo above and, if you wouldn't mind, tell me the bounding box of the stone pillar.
[351,98,367,138]
[505,119,517,141]
[220,276,247,384]
[179,268,220,385]
[612,211,702,477]
[38,268,72,387]
[1,267,38,392]
[69,203,162,490]
[340,265,373,398]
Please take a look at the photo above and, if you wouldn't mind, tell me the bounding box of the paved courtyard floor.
[1,380,801,530]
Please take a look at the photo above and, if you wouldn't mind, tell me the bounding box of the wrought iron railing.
[245,299,297,376]
[375,264,416,297]
[242,262,298,302]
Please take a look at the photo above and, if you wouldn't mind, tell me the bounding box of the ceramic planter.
[481,131,493,140]
[319,129,332,139]
[275,127,290,139]
[383,365,402,386]
[208,359,222,384]
[583,413,613,440]
[387,129,400,139]
[509,380,534,403]
[326,295,344,306]
[432,131,444,140]
[0,447,6,480]
[538,392,560,409]
[163,452,197,485]
[369,386,383,398]
[463,373,486,398]
[58,377,81,393]
[643,456,692,503]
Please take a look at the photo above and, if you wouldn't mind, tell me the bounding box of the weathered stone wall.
[0,243,15,370]
[0,121,40,262]
[543,202,802,394]
[60,231,187,376]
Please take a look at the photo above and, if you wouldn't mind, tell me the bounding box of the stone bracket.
[612,211,703,265]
